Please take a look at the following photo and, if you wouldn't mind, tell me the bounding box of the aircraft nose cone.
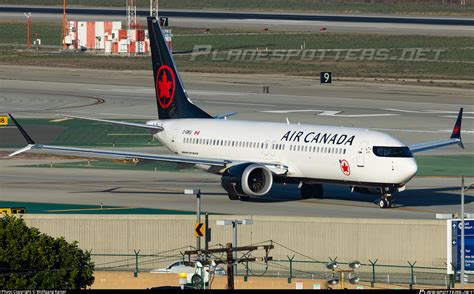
[406,159,418,181]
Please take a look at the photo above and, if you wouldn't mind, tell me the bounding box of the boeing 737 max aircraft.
[8,17,464,209]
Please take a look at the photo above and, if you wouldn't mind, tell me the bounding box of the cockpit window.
[373,146,413,158]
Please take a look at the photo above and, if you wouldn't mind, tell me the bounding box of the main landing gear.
[300,183,324,199]
[378,194,393,209]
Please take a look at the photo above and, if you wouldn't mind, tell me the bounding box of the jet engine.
[221,163,273,197]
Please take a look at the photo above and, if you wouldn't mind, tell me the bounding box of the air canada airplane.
[9,17,464,209]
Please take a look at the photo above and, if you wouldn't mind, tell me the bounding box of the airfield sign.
[447,219,474,274]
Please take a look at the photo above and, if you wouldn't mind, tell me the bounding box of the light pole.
[326,260,360,289]
[216,219,254,276]
[184,189,202,251]
[24,13,31,49]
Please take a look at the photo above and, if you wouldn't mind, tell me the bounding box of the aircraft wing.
[8,143,229,166]
[62,114,163,131]
[408,108,464,153]
[7,114,227,167]
[213,112,237,119]
[8,114,289,174]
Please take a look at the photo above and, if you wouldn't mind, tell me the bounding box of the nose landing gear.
[379,194,393,209]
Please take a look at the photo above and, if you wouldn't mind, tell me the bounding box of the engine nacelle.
[221,163,273,197]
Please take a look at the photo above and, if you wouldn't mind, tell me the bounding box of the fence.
[90,250,456,288]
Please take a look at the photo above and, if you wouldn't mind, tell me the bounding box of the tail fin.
[147,17,212,120]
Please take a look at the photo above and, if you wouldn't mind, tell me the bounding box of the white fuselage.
[149,119,418,187]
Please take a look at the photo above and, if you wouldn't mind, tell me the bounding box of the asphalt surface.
[1,6,473,36]
[2,6,473,25]
[0,65,473,218]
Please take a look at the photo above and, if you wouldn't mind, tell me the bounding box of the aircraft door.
[263,140,272,158]
[169,128,179,153]
[270,140,277,157]
[357,141,368,167]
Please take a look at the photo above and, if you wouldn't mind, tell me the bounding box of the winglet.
[450,107,464,148]
[8,114,35,144]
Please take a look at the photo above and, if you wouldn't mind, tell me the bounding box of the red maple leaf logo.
[340,159,350,176]
[158,72,172,99]
[342,162,349,172]
[453,126,460,135]
[155,65,175,109]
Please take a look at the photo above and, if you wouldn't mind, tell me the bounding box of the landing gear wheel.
[300,183,324,199]
[240,196,250,201]
[227,192,239,200]
[378,195,393,209]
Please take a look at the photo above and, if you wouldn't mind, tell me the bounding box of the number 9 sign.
[320,72,332,84]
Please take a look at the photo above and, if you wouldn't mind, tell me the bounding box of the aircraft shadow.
[72,183,473,207]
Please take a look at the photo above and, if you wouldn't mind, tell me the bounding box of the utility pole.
[461,176,465,289]
[196,191,201,251]
[204,212,210,252]
[232,222,238,276]
[24,13,31,49]
[150,0,159,17]
[185,243,273,290]
[62,0,67,48]
[226,243,234,290]
[185,189,202,252]
[217,219,254,276]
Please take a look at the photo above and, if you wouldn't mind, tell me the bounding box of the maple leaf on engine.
[158,72,172,99]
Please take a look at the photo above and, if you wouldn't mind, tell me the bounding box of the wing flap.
[22,144,228,167]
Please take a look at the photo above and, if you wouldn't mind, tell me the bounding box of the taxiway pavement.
[0,66,472,218]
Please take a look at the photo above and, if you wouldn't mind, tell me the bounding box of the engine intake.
[221,163,273,197]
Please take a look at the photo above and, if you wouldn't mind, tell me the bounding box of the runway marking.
[86,88,152,94]
[262,110,322,113]
[87,88,246,97]
[67,111,156,118]
[202,100,276,107]
[384,108,474,114]
[49,117,72,122]
[190,90,245,96]
[46,206,137,213]
[442,116,474,119]
[261,109,398,117]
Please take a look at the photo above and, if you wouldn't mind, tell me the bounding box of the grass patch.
[2,118,160,148]
[0,200,196,214]
[1,21,473,79]
[1,0,473,16]
[0,20,62,46]
[416,155,474,177]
